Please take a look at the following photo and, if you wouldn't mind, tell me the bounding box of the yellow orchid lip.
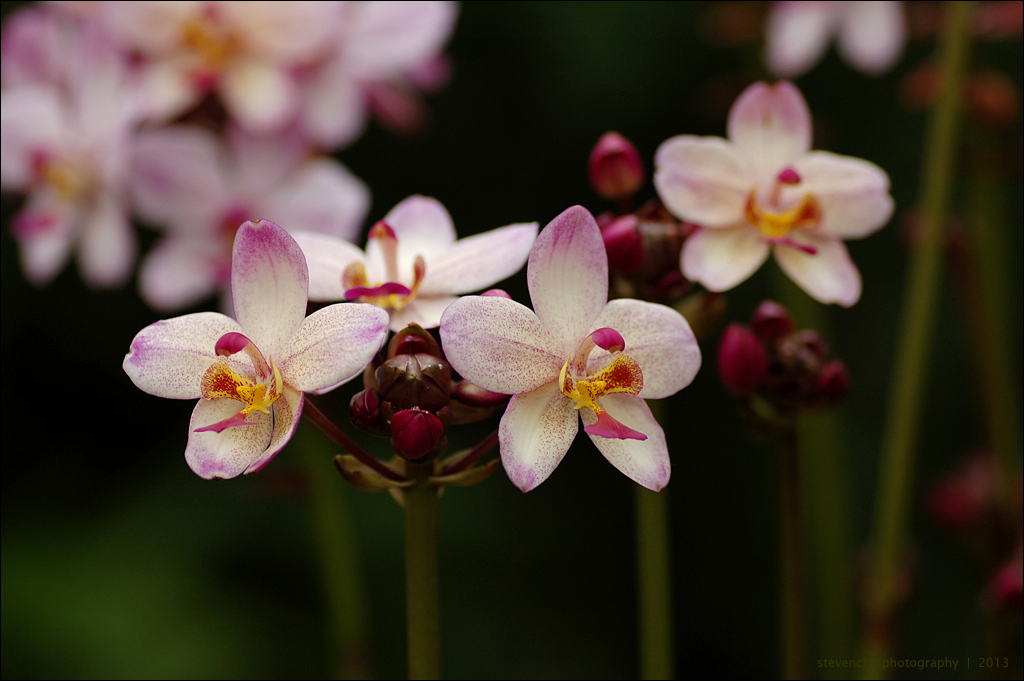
[558,328,647,441]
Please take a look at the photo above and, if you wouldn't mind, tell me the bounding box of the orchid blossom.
[654,81,894,306]
[130,124,369,311]
[294,195,538,332]
[123,219,389,479]
[765,1,906,78]
[439,206,701,492]
[1,14,141,288]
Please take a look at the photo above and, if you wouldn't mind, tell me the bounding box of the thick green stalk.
[862,1,974,672]
[636,399,674,679]
[405,461,441,680]
[300,423,373,679]
[777,425,808,680]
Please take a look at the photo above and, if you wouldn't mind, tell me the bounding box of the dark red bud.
[588,131,645,200]
[814,360,850,405]
[386,324,442,360]
[602,214,645,273]
[717,323,768,395]
[391,408,446,462]
[452,380,510,408]
[751,300,795,341]
[989,557,1023,611]
[349,388,391,437]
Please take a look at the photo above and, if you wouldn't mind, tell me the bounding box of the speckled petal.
[439,295,563,395]
[278,302,389,394]
[184,396,272,479]
[124,312,245,399]
[420,222,538,296]
[245,387,304,474]
[581,394,670,491]
[231,220,308,358]
[528,206,608,355]
[589,299,701,399]
[498,381,578,492]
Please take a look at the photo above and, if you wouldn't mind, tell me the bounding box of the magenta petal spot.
[777,166,802,184]
[590,327,626,353]
[481,288,512,299]
[369,221,397,240]
[215,332,252,356]
[345,282,412,300]
[584,411,648,440]
[763,237,817,255]
[194,412,257,433]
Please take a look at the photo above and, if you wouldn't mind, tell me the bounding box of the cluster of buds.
[588,132,724,338]
[717,300,850,420]
[337,324,506,499]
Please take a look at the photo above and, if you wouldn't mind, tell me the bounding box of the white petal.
[369,196,457,279]
[528,206,608,355]
[231,220,308,359]
[344,0,457,77]
[590,299,701,399]
[794,152,894,239]
[727,81,812,178]
[1,86,64,190]
[246,387,304,474]
[14,197,76,285]
[764,2,835,77]
[138,236,222,312]
[278,302,389,394]
[291,231,366,301]
[301,59,367,148]
[78,191,136,288]
[439,295,563,395]
[390,296,457,331]
[221,60,296,135]
[681,226,769,292]
[839,1,906,75]
[183,397,271,479]
[653,136,751,227]
[582,394,670,491]
[420,222,538,296]
[123,312,244,399]
[262,157,370,241]
[498,381,578,492]
[773,235,862,307]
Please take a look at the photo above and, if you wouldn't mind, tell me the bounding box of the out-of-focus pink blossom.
[298,1,459,148]
[765,1,906,78]
[130,124,370,311]
[96,1,342,135]
[1,13,142,288]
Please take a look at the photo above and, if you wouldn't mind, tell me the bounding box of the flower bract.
[123,219,389,478]
[439,205,701,492]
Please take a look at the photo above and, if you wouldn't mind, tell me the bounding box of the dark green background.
[2,2,1021,678]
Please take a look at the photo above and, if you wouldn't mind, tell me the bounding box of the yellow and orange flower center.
[343,222,425,312]
[181,15,238,75]
[200,360,283,418]
[745,167,822,240]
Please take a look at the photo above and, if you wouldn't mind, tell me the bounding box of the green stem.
[299,423,373,679]
[405,461,441,680]
[862,1,974,672]
[636,399,674,680]
[778,425,808,681]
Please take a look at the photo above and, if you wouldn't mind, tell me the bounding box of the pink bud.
[601,215,645,273]
[989,556,1023,611]
[751,300,794,341]
[391,408,446,461]
[588,131,645,200]
[481,289,512,298]
[717,323,768,396]
[814,360,850,405]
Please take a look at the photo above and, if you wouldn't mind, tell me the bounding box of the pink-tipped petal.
[124,312,244,399]
[439,295,563,395]
[183,394,270,479]
[498,381,578,492]
[581,394,670,491]
[773,235,862,307]
[528,206,609,354]
[765,2,835,77]
[727,81,812,177]
[231,219,309,358]
[838,1,906,75]
[681,226,770,292]
[653,136,751,227]
[590,299,701,399]
[278,302,390,394]
[794,152,894,239]
[292,231,366,301]
[419,222,538,296]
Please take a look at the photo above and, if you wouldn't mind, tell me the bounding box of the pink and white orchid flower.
[439,206,701,492]
[123,219,389,479]
[131,124,369,311]
[765,1,906,78]
[294,195,538,332]
[654,81,894,306]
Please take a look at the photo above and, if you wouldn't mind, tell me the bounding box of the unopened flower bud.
[814,360,850,405]
[350,388,391,437]
[588,131,645,200]
[988,555,1023,612]
[602,214,645,273]
[751,300,795,341]
[391,408,447,462]
[376,352,452,412]
[481,289,512,298]
[717,323,768,395]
